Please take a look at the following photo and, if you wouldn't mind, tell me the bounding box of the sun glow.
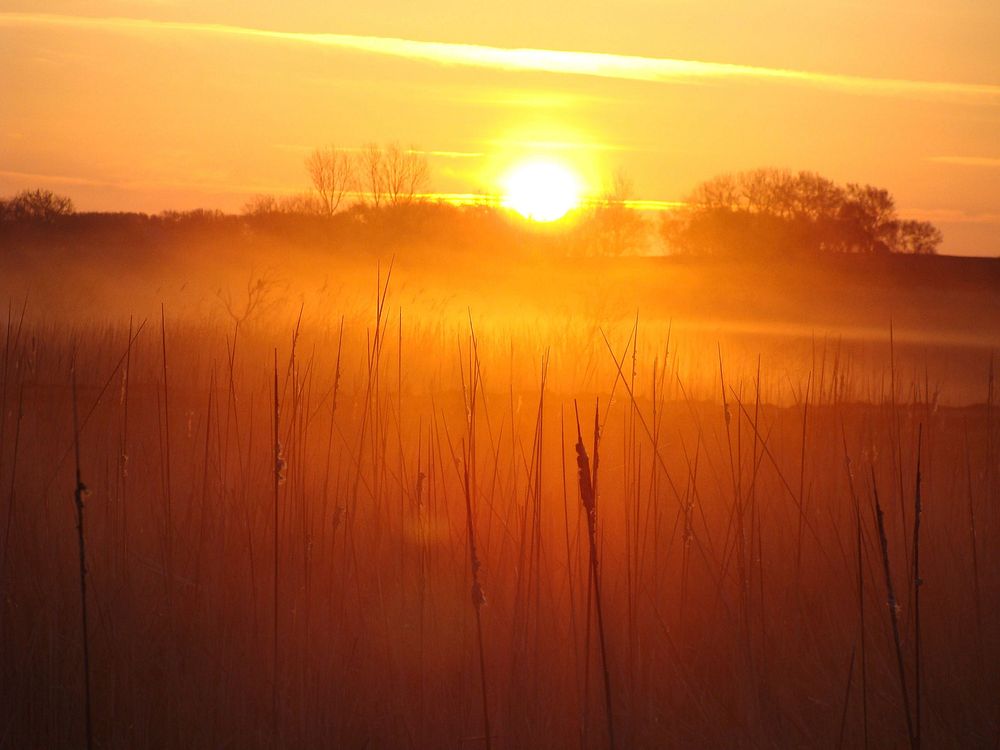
[501,160,582,222]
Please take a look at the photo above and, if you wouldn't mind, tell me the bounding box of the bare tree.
[354,143,430,208]
[242,194,280,216]
[305,146,355,216]
[383,143,430,206]
[0,188,74,223]
[358,143,386,209]
[280,193,323,215]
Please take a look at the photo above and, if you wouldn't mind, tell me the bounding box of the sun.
[501,160,582,222]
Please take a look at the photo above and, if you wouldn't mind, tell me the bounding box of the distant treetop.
[0,188,74,223]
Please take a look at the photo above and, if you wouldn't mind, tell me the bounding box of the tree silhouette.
[662,168,942,257]
[355,143,430,208]
[0,189,74,223]
[839,184,898,254]
[897,220,944,255]
[306,146,355,216]
[578,169,648,256]
[383,143,430,207]
[359,143,387,209]
[242,192,320,216]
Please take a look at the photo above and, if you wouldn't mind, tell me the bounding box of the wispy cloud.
[460,88,607,109]
[903,207,1000,224]
[2,12,999,103]
[621,199,686,212]
[0,169,119,189]
[482,138,630,153]
[0,167,299,196]
[417,150,485,159]
[290,145,485,158]
[929,156,1000,168]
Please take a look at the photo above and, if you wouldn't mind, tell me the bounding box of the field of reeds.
[0,254,998,748]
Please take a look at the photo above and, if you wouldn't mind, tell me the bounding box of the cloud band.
[2,12,998,103]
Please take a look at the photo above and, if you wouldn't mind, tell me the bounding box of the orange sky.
[1,2,998,255]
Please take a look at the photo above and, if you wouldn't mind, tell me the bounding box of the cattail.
[462,441,491,750]
[575,400,615,750]
[71,358,94,750]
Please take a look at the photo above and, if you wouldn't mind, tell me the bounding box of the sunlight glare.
[501,160,582,222]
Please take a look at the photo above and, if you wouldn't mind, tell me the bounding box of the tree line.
[244,142,430,217]
[661,168,942,256]
[1,161,944,257]
[259,154,942,257]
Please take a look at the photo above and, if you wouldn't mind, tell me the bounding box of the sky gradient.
[2,1,998,255]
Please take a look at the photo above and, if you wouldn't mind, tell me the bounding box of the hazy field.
[0,224,997,747]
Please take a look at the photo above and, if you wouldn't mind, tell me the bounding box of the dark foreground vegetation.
[0,281,997,748]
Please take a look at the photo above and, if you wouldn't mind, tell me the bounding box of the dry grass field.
[0,227,997,748]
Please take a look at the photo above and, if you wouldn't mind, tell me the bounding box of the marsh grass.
[0,280,996,748]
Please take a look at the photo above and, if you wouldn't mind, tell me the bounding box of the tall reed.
[872,468,916,750]
[575,401,614,750]
[71,357,94,750]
